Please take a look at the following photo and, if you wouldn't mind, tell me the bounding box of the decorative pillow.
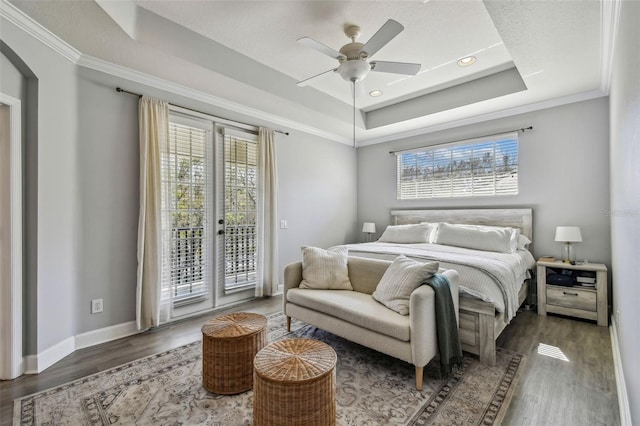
[299,246,353,290]
[434,222,515,253]
[372,255,439,315]
[378,223,434,244]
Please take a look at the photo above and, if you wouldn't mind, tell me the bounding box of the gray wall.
[609,0,640,421]
[277,130,358,278]
[2,20,78,354]
[357,97,611,267]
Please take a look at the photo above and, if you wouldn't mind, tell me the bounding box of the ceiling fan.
[297,19,421,87]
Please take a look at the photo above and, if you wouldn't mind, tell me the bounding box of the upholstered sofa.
[283,255,459,390]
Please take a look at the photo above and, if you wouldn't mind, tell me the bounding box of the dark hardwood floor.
[1,298,619,425]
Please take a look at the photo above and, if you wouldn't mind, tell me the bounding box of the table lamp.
[554,226,582,263]
[362,222,376,242]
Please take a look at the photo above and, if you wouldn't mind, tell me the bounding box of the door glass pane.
[223,132,258,291]
[164,121,209,306]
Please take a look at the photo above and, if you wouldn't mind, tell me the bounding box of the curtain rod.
[116,87,290,136]
[388,126,533,155]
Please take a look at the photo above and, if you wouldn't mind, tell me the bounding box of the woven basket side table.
[253,338,337,426]
[201,312,267,395]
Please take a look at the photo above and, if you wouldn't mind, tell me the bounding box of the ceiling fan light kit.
[338,60,371,82]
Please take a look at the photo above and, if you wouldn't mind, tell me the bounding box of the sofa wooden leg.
[286,316,291,332]
[415,366,424,391]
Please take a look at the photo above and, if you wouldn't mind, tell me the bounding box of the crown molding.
[358,89,607,147]
[77,55,351,145]
[0,0,81,63]
[600,0,622,94]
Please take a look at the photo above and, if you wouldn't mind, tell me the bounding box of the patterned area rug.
[14,313,525,425]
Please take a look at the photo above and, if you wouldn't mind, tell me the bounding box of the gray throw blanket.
[423,274,464,377]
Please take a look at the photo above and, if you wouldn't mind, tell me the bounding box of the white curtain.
[136,96,171,330]
[255,128,279,296]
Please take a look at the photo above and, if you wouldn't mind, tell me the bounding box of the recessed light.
[369,90,383,97]
[457,56,477,67]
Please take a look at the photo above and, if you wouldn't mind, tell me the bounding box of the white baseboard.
[610,317,632,425]
[23,321,141,374]
[23,336,75,374]
[75,321,139,350]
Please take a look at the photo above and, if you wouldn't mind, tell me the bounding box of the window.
[396,133,518,200]
[162,115,213,307]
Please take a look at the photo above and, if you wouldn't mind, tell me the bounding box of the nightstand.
[537,260,608,326]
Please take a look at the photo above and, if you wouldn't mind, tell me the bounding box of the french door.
[164,112,257,318]
[215,127,259,305]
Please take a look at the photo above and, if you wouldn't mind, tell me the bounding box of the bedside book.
[539,256,555,262]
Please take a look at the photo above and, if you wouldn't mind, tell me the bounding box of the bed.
[339,208,535,366]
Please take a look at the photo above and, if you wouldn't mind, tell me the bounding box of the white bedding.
[337,242,536,323]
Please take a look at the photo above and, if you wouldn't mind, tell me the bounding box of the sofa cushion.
[372,255,439,315]
[299,246,353,290]
[286,288,410,341]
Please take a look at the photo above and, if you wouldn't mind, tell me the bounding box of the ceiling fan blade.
[370,61,421,75]
[361,19,404,58]
[296,68,337,86]
[298,37,346,60]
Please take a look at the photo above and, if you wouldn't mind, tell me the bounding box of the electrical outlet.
[615,309,620,324]
[280,220,288,229]
[91,298,103,314]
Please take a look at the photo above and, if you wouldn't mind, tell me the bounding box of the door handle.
[218,229,225,235]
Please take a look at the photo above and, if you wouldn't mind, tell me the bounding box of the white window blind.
[162,116,211,306]
[396,133,519,200]
[222,129,258,292]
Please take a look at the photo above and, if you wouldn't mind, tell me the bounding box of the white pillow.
[299,246,353,290]
[372,255,439,315]
[517,234,532,250]
[378,223,434,244]
[420,222,439,243]
[434,222,515,253]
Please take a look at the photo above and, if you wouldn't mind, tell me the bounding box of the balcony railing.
[224,224,257,291]
[171,226,205,303]
[170,224,257,304]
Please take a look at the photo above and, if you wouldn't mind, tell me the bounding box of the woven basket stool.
[253,338,337,426]
[201,312,267,394]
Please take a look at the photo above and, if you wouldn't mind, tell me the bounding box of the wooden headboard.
[391,208,533,240]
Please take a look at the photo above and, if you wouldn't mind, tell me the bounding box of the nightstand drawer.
[546,286,596,311]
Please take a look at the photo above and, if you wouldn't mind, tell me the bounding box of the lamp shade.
[554,226,582,242]
[362,222,376,233]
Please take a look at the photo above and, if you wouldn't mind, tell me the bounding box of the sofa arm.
[409,269,460,367]
[283,261,303,312]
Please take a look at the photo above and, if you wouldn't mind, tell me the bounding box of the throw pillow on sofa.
[372,255,439,315]
[299,246,353,290]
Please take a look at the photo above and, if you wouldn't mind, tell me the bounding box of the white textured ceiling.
[6,0,607,145]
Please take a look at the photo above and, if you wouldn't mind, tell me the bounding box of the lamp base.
[562,242,573,263]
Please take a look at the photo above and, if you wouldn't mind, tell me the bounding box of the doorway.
[0,93,23,380]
